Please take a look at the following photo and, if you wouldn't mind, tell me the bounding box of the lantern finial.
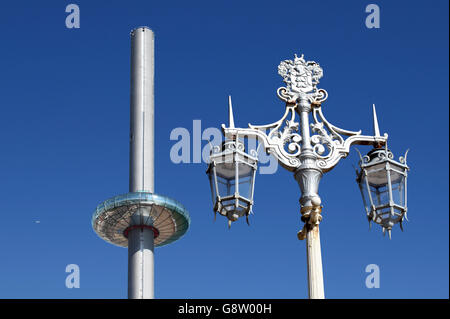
[372,104,381,137]
[228,95,235,128]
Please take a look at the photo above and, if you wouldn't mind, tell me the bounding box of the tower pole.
[128,26,155,299]
[92,26,189,300]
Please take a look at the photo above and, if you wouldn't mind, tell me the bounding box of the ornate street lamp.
[205,53,409,299]
[356,144,409,239]
[206,97,258,227]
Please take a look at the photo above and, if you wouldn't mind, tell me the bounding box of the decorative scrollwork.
[311,89,328,104]
[211,140,246,155]
[309,104,360,162]
[277,87,291,103]
[212,145,221,154]
[247,105,303,170]
[222,104,304,171]
[249,149,258,158]
[221,53,388,173]
[378,149,394,160]
[399,149,409,164]
[307,102,388,172]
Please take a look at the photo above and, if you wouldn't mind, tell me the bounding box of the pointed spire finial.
[372,104,381,137]
[228,95,235,129]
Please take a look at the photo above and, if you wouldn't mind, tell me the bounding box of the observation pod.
[92,192,190,248]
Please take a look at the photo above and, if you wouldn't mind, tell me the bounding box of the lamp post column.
[305,217,325,298]
[295,97,325,299]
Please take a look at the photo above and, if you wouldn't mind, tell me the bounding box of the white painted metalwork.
[355,146,409,239]
[207,53,408,299]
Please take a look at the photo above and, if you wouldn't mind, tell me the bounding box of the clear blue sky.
[0,0,448,299]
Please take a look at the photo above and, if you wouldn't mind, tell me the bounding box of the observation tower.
[92,27,190,299]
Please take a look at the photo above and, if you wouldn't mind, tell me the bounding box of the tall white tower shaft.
[128,26,155,299]
[130,27,154,193]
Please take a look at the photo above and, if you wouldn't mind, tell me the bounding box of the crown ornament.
[277,53,327,105]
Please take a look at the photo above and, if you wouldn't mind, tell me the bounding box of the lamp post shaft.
[298,97,313,151]
[296,97,325,299]
[128,27,155,299]
[306,225,325,299]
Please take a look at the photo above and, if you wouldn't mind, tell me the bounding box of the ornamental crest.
[277,54,325,103]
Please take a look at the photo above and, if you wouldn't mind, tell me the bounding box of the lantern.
[356,146,409,238]
[206,139,258,227]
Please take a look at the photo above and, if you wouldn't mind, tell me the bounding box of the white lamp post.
[206,53,410,299]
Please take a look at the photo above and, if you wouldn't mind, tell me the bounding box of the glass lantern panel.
[369,183,390,208]
[208,168,217,206]
[366,162,389,188]
[236,163,254,200]
[236,152,256,168]
[360,174,374,211]
[365,163,391,208]
[217,175,236,198]
[214,153,237,180]
[390,171,406,207]
[389,161,407,177]
[237,162,253,177]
